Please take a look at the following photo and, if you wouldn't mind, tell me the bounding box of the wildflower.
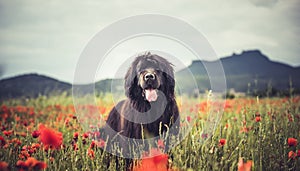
[238,158,252,171]
[1,105,8,113]
[31,143,41,149]
[224,123,229,129]
[287,114,293,122]
[157,139,165,149]
[224,101,232,109]
[297,150,300,157]
[38,124,63,149]
[64,118,70,126]
[90,140,96,149]
[0,161,9,171]
[22,121,29,127]
[96,139,106,148]
[287,138,297,147]
[31,130,40,138]
[82,132,89,139]
[0,135,6,146]
[19,150,30,159]
[240,127,249,133]
[219,139,226,146]
[90,139,105,148]
[11,138,22,146]
[73,132,79,141]
[91,131,100,138]
[73,143,79,151]
[22,145,30,151]
[201,133,208,139]
[82,138,87,145]
[133,148,168,171]
[242,120,246,126]
[16,132,27,137]
[186,116,191,123]
[99,106,106,114]
[16,157,47,170]
[255,116,261,122]
[49,157,55,163]
[189,107,193,113]
[288,151,297,159]
[3,130,13,137]
[87,148,95,159]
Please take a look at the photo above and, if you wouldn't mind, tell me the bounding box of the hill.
[176,50,300,95]
[0,74,72,100]
[1,50,300,100]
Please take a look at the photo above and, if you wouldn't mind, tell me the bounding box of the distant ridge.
[1,49,300,100]
[0,73,71,100]
[176,50,300,94]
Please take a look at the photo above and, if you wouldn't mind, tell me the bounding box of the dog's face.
[136,58,162,102]
[125,53,175,102]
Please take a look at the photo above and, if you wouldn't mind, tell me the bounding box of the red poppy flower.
[90,131,100,138]
[73,143,79,151]
[255,116,261,122]
[1,105,8,113]
[31,130,40,138]
[238,158,252,171]
[240,127,250,133]
[133,148,168,171]
[297,150,300,157]
[219,139,226,146]
[38,124,63,149]
[224,123,229,129]
[287,138,297,147]
[288,151,297,159]
[99,106,106,114]
[3,130,13,137]
[82,132,89,139]
[73,132,79,141]
[16,157,47,170]
[186,116,191,123]
[11,138,22,146]
[0,161,9,171]
[87,149,95,159]
[31,143,40,149]
[97,139,106,148]
[90,140,96,149]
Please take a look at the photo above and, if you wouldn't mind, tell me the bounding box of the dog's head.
[125,53,175,102]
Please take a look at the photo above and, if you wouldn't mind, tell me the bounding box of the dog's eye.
[138,70,147,75]
[154,68,162,74]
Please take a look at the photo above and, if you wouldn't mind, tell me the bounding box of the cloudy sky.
[0,0,299,83]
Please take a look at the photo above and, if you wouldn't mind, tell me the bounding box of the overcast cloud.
[0,0,299,83]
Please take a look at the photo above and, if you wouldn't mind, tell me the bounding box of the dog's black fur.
[101,53,180,159]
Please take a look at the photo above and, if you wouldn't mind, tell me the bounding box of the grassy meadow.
[0,93,300,170]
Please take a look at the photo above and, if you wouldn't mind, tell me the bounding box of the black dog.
[101,53,180,158]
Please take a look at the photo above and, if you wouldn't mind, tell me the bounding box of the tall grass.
[0,94,300,170]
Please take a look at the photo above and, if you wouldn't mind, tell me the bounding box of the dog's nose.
[144,73,155,81]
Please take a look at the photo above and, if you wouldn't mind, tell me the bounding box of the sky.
[0,0,299,83]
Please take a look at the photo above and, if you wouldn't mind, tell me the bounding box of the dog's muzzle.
[142,71,159,102]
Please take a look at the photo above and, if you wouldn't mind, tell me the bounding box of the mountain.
[0,74,72,100]
[176,50,300,94]
[1,49,300,100]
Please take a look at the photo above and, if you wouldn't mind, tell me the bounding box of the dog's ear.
[124,64,141,99]
[150,55,175,100]
[124,65,134,97]
[161,62,175,99]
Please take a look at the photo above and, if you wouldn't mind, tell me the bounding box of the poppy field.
[0,94,300,170]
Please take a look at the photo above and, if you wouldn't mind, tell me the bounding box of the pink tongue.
[145,89,158,102]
